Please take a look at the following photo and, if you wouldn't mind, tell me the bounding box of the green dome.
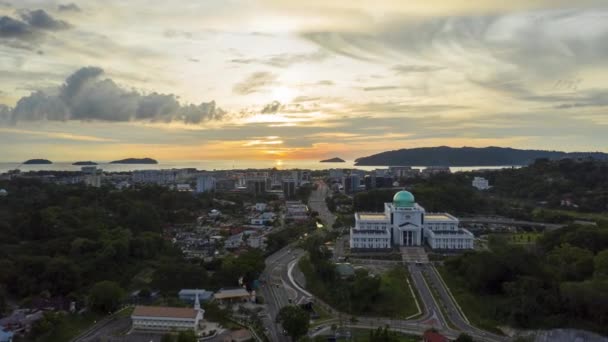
[393,191,415,207]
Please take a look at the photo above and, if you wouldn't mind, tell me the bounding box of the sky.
[1,0,608,162]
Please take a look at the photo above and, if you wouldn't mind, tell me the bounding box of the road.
[259,245,309,342]
[308,181,336,228]
[460,216,564,231]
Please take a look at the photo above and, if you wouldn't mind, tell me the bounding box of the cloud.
[392,65,445,74]
[4,67,225,124]
[230,50,329,68]
[0,15,36,40]
[233,71,277,94]
[20,9,71,30]
[362,85,400,91]
[0,127,117,142]
[57,3,81,12]
[261,101,282,114]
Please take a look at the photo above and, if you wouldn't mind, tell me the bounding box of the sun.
[271,86,295,103]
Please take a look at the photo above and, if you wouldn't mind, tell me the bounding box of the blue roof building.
[178,289,214,303]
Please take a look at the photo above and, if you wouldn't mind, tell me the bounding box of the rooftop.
[132,306,198,319]
[357,213,387,221]
[214,288,250,299]
[425,213,458,222]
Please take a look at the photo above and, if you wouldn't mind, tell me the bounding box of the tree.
[455,333,475,342]
[88,281,125,313]
[277,305,310,340]
[547,244,594,281]
[161,334,174,342]
[177,330,196,342]
[594,250,608,278]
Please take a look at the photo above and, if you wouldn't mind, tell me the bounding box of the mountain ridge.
[354,146,608,166]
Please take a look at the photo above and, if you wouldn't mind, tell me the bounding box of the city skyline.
[2,0,608,161]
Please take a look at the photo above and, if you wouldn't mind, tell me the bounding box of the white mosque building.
[349,190,474,250]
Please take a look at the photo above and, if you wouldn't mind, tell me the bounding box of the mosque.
[349,190,474,250]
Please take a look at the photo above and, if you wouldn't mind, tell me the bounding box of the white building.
[196,174,216,193]
[350,191,474,250]
[131,295,204,332]
[472,177,490,190]
[285,201,308,220]
[254,203,267,212]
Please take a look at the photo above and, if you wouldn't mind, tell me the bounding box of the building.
[81,166,102,188]
[178,289,214,303]
[422,166,451,177]
[0,328,13,342]
[282,179,296,199]
[246,178,268,195]
[213,288,252,304]
[131,296,204,332]
[472,176,490,190]
[196,174,216,193]
[285,201,308,220]
[342,174,361,194]
[349,191,474,251]
[254,203,267,212]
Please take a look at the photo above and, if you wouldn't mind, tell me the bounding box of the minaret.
[194,292,201,311]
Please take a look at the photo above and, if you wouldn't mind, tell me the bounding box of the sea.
[0,160,518,174]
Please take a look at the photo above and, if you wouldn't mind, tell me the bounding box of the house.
[224,233,243,249]
[423,330,449,342]
[0,328,13,342]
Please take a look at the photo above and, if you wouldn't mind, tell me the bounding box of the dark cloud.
[58,3,81,12]
[0,15,35,40]
[231,50,329,68]
[392,65,444,74]
[20,9,71,30]
[261,101,282,114]
[5,67,225,124]
[233,71,277,95]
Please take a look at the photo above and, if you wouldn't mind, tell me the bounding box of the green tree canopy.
[89,281,124,313]
[277,305,310,340]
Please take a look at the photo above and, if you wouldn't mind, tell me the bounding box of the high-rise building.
[282,178,296,199]
[196,174,216,193]
[246,178,268,195]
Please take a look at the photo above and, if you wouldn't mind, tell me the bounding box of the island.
[23,159,52,165]
[354,146,608,166]
[72,161,98,166]
[110,158,158,164]
[320,157,346,163]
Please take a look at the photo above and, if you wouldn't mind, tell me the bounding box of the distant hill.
[354,146,608,166]
[23,159,52,165]
[72,161,98,166]
[320,157,346,163]
[110,158,158,164]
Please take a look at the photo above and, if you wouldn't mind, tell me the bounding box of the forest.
[0,179,266,318]
[444,224,608,334]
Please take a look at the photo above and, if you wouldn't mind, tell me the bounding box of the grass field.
[299,258,418,318]
[505,232,542,245]
[436,266,506,335]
